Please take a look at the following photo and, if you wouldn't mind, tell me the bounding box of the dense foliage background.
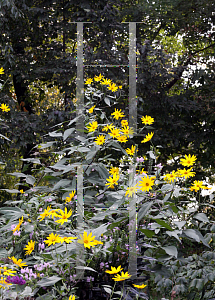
[0,1,215,299]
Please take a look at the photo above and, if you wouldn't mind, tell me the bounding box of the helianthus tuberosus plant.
[0,75,214,300]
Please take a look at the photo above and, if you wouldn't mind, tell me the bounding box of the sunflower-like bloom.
[38,206,52,221]
[116,135,128,143]
[55,207,72,225]
[111,108,125,120]
[24,240,35,255]
[65,190,76,203]
[109,127,120,139]
[89,105,96,113]
[0,266,16,276]
[95,135,106,145]
[85,78,93,84]
[44,233,61,246]
[105,265,123,274]
[121,126,134,136]
[69,296,75,300]
[0,103,10,112]
[105,173,120,189]
[77,231,97,249]
[101,78,112,85]
[108,83,118,92]
[141,115,154,125]
[126,145,136,156]
[133,283,147,289]
[86,121,98,132]
[109,167,119,176]
[138,175,155,192]
[8,256,27,268]
[164,170,178,183]
[121,120,128,127]
[112,271,131,281]
[94,73,104,82]
[177,168,196,179]
[12,216,23,233]
[0,67,4,74]
[141,132,154,143]
[125,184,138,197]
[59,236,77,244]
[190,180,211,192]
[102,123,114,131]
[180,154,197,167]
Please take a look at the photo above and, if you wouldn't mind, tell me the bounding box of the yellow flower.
[49,208,60,219]
[109,167,119,176]
[121,126,134,137]
[0,266,16,276]
[92,239,103,245]
[0,103,10,112]
[0,67,4,74]
[102,124,114,131]
[121,120,128,127]
[177,168,196,179]
[108,83,118,92]
[55,207,73,225]
[105,265,123,274]
[126,145,136,156]
[77,231,97,249]
[141,115,154,125]
[111,108,125,120]
[138,175,155,192]
[94,73,104,82]
[89,105,96,113]
[65,191,76,203]
[19,189,25,194]
[105,173,120,189]
[0,276,12,289]
[8,256,27,268]
[164,171,178,183]
[86,121,98,132]
[60,236,77,244]
[24,240,35,255]
[38,206,51,221]
[12,216,23,233]
[180,154,197,167]
[133,283,147,289]
[85,78,93,84]
[141,132,154,143]
[95,135,106,145]
[101,78,112,85]
[189,180,210,192]
[69,295,75,300]
[112,271,131,281]
[44,233,62,246]
[125,184,138,197]
[116,135,128,143]
[109,127,120,139]
[118,85,122,89]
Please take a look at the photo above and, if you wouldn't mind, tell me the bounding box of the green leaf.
[49,131,62,137]
[140,229,155,238]
[194,213,209,223]
[154,219,173,231]
[137,201,153,222]
[76,266,97,272]
[63,127,75,140]
[184,229,200,242]
[37,276,62,287]
[162,245,178,258]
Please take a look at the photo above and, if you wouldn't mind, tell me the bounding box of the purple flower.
[38,242,45,251]
[13,230,21,236]
[45,197,52,202]
[6,275,26,285]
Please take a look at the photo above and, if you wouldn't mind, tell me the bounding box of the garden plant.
[0,70,215,300]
